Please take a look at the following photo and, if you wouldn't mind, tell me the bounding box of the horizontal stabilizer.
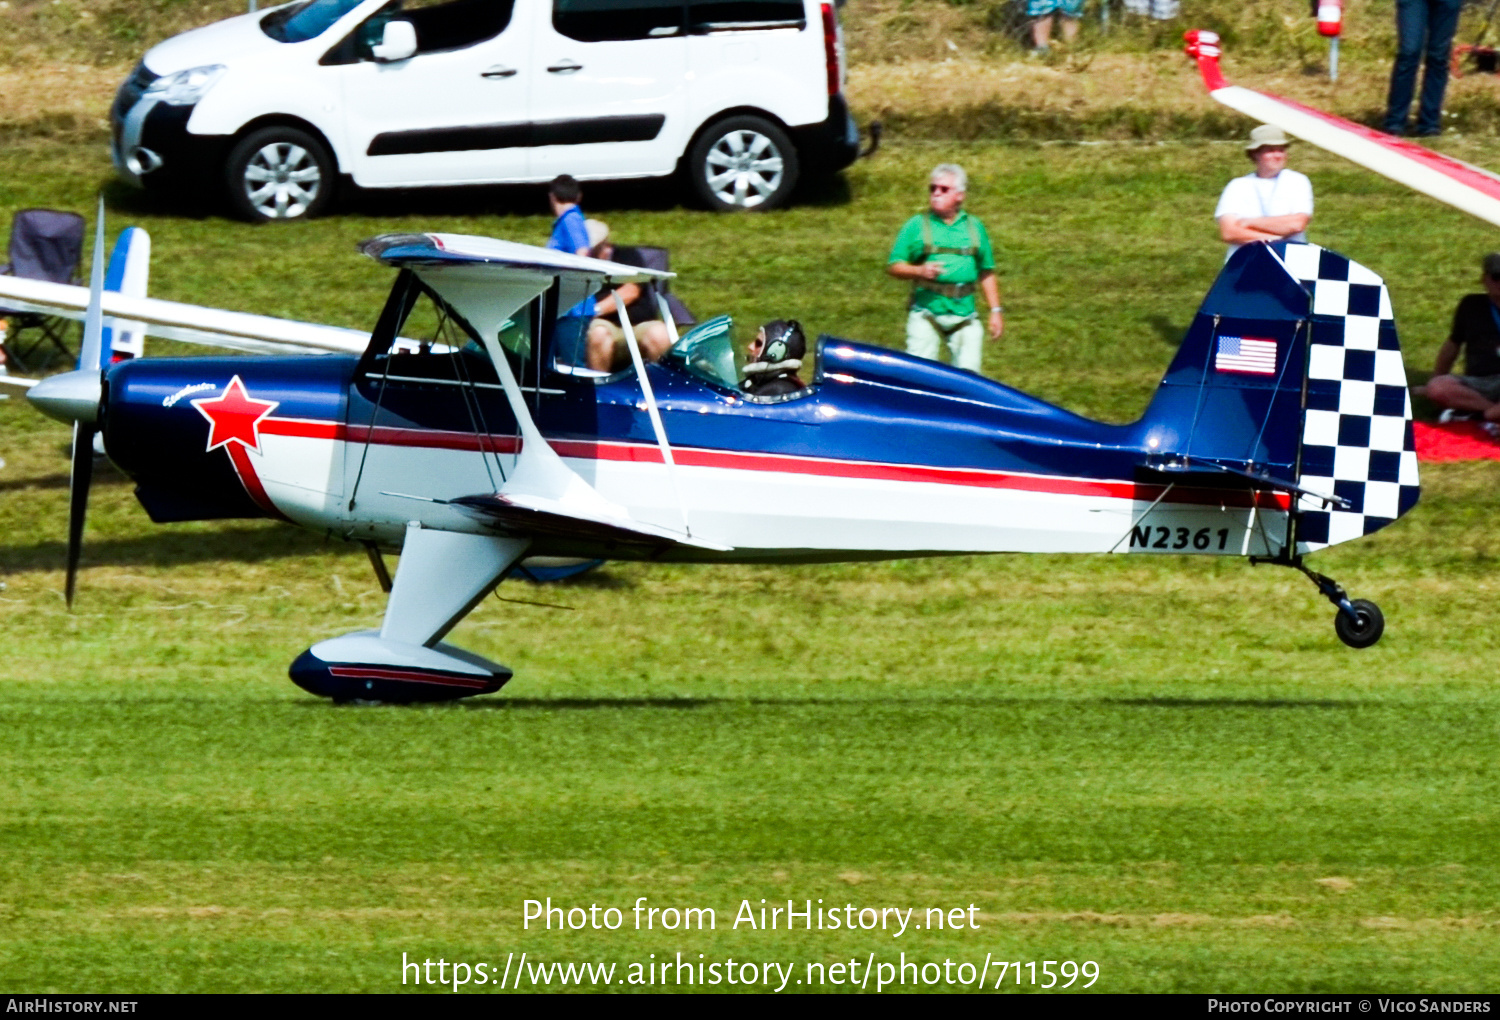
[1148,455,1350,509]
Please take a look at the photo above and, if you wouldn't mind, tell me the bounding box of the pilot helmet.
[755,319,806,366]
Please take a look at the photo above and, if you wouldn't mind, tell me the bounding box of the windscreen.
[367,285,535,389]
[263,0,368,42]
[667,315,738,390]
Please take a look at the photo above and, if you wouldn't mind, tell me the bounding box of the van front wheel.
[688,116,798,212]
[225,127,335,222]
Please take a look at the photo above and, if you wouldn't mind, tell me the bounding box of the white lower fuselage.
[246,426,1289,563]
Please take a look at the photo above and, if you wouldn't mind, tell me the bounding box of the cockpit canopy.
[663,315,738,390]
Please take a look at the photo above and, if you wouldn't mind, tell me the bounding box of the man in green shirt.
[886,163,1004,373]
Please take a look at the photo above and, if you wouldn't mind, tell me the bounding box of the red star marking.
[191,375,279,454]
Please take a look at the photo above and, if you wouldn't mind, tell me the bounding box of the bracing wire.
[1108,481,1177,553]
[445,307,504,491]
[348,337,397,513]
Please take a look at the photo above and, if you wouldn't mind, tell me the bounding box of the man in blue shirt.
[547,175,594,365]
[548,174,591,258]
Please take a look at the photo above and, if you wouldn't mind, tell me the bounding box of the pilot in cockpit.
[741,320,807,398]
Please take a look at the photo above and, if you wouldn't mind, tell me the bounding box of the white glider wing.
[0,374,38,394]
[1186,30,1500,229]
[0,273,370,356]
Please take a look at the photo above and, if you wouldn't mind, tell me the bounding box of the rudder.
[1276,243,1419,552]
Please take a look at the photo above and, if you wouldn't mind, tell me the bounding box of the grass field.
[1,134,1499,993]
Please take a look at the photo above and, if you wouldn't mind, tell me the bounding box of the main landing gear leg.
[290,525,533,702]
[1295,562,1385,649]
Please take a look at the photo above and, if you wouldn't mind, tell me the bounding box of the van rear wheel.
[225,127,335,222]
[688,115,798,212]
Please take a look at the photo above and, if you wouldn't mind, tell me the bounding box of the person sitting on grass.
[1417,252,1500,425]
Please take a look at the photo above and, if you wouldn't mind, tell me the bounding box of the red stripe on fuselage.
[225,443,291,521]
[549,438,1291,509]
[248,416,1291,510]
[261,417,522,453]
[328,665,496,689]
[260,417,342,440]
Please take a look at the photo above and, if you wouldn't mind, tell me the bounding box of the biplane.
[0,219,1416,701]
[17,30,1492,700]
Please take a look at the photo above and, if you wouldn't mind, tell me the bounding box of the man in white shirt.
[1214,124,1314,254]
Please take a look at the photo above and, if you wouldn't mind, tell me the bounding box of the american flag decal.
[1215,335,1277,375]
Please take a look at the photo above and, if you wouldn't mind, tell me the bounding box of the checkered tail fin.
[1137,241,1418,555]
[1276,243,1419,553]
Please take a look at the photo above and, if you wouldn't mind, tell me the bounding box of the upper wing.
[1186,30,1500,229]
[361,231,674,282]
[362,232,726,554]
[361,231,674,332]
[0,274,370,356]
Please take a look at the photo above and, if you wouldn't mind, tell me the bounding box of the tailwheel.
[1273,560,1388,649]
[1305,569,1385,649]
[1333,599,1384,649]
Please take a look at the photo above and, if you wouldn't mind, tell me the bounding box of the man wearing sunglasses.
[886,164,1003,374]
[1419,253,1500,425]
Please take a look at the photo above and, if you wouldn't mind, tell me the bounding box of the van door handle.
[547,60,583,73]
[481,65,518,78]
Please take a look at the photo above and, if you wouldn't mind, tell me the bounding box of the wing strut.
[617,288,693,539]
[473,315,728,551]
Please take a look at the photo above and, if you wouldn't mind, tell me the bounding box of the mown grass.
[1,136,1498,992]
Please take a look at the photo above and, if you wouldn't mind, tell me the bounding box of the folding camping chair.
[631,246,696,328]
[1,208,86,371]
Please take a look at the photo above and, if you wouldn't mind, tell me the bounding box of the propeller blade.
[65,422,96,608]
[77,198,108,375]
[64,198,108,608]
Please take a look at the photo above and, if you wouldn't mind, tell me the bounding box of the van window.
[264,0,367,43]
[553,0,687,43]
[401,0,516,53]
[687,0,804,32]
[322,0,516,63]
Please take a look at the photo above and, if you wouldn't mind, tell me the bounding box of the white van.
[110,0,866,220]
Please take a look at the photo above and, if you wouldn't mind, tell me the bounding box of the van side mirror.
[371,20,417,62]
